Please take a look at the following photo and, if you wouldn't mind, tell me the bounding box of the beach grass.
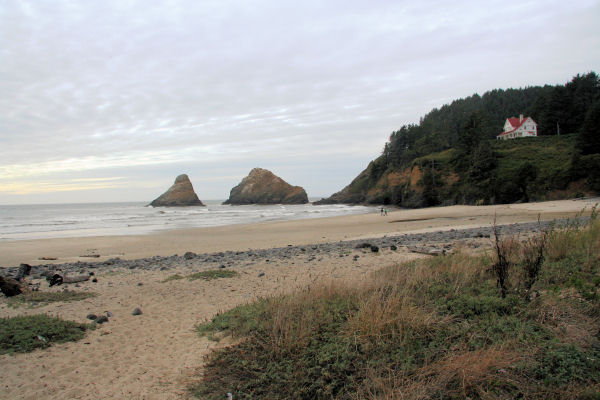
[163,270,238,283]
[162,274,186,282]
[5,290,97,308]
[192,211,600,399]
[0,314,93,354]
[188,270,238,280]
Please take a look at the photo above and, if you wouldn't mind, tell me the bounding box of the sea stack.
[149,174,204,207]
[223,168,308,205]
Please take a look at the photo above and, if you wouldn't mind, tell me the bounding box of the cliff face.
[316,135,592,207]
[223,168,308,205]
[314,161,426,207]
[149,174,205,207]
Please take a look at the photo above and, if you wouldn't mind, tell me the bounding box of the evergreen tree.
[577,100,600,155]
[516,162,538,202]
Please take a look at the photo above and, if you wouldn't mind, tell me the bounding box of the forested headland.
[317,72,600,207]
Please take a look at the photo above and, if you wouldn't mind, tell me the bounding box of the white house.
[497,114,538,140]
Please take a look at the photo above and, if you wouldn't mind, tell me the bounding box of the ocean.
[0,201,378,241]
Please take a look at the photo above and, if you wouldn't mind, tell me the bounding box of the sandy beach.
[0,199,596,267]
[0,199,597,400]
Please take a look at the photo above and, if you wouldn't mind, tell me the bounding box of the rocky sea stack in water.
[223,168,308,205]
[149,174,204,207]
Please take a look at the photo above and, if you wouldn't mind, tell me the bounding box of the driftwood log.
[407,246,447,256]
[63,274,91,283]
[15,263,32,281]
[0,276,25,297]
[48,273,90,286]
[0,264,33,297]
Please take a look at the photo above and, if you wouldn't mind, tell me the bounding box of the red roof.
[507,117,523,128]
[497,116,536,137]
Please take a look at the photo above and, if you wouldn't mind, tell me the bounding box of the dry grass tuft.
[356,348,522,400]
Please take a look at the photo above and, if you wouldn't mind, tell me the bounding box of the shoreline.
[1,198,598,400]
[1,198,597,267]
[1,218,578,281]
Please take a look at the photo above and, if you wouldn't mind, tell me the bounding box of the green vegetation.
[192,212,600,399]
[0,315,92,354]
[162,274,186,282]
[188,270,238,280]
[163,269,238,282]
[322,72,599,207]
[5,290,97,308]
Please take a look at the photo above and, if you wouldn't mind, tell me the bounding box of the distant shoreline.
[0,198,596,267]
[0,201,377,243]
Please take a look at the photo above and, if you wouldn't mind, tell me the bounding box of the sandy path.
[1,249,420,400]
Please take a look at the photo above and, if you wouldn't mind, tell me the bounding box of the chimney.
[519,114,523,123]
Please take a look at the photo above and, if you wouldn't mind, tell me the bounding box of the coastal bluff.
[149,174,204,207]
[223,168,308,205]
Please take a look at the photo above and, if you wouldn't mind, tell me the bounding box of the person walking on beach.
[384,208,388,216]
[380,207,384,216]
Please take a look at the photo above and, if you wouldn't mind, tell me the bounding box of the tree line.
[383,72,599,170]
[350,72,599,207]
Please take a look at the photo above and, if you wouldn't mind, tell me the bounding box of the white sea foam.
[0,200,378,241]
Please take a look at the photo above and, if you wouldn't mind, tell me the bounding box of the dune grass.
[192,209,600,399]
[5,290,97,308]
[0,314,93,354]
[163,270,238,283]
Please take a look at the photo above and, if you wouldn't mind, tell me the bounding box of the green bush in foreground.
[192,215,600,399]
[5,290,97,308]
[0,314,92,354]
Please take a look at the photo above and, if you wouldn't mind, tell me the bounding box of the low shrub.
[5,290,97,308]
[531,343,600,386]
[162,270,238,283]
[0,314,92,354]
[188,270,238,281]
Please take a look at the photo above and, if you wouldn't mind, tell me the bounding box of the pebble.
[132,308,143,316]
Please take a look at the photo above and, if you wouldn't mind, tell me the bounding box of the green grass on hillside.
[413,148,457,166]
[0,315,93,354]
[192,211,600,399]
[494,134,577,189]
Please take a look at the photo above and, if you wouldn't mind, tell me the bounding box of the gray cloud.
[1,0,599,203]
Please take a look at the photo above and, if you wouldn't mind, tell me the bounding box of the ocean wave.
[0,202,378,241]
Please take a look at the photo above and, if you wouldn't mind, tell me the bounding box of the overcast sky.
[1,0,599,204]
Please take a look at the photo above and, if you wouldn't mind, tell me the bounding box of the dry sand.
[0,198,597,400]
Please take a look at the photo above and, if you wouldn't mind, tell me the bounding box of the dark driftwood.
[15,264,32,281]
[0,276,25,297]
